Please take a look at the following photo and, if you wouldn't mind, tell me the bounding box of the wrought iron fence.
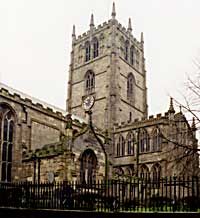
[0,177,200,212]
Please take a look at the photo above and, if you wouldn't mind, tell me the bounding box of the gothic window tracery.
[78,44,83,64]
[178,123,187,146]
[152,128,162,152]
[80,149,97,184]
[85,70,95,94]
[127,73,135,103]
[139,129,150,153]
[125,40,129,61]
[114,167,124,177]
[85,41,91,62]
[126,132,134,155]
[124,167,132,177]
[151,163,161,187]
[0,105,15,182]
[116,135,125,157]
[121,136,125,156]
[130,46,134,65]
[93,37,99,58]
[140,164,150,179]
[136,50,140,68]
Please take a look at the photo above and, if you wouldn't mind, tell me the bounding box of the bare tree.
[161,67,200,176]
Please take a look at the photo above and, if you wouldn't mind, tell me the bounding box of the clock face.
[83,96,95,111]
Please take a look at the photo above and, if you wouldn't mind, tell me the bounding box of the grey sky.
[0,0,200,117]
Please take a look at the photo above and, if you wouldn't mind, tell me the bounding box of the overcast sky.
[0,0,200,117]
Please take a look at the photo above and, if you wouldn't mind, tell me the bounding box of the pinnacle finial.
[111,2,116,19]
[168,97,175,114]
[191,117,197,131]
[90,14,94,27]
[141,32,144,43]
[72,25,76,37]
[179,105,183,114]
[128,18,132,32]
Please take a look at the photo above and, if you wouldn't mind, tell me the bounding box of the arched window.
[178,123,187,146]
[129,112,132,122]
[125,40,129,61]
[93,37,99,58]
[140,165,150,179]
[139,129,150,153]
[0,105,15,182]
[152,128,162,152]
[116,135,125,157]
[136,50,139,68]
[127,73,135,103]
[114,167,124,177]
[120,36,125,56]
[80,149,97,184]
[121,136,125,156]
[130,46,134,65]
[126,132,134,155]
[85,41,91,62]
[116,140,120,157]
[78,44,83,64]
[124,167,132,177]
[151,163,161,187]
[85,70,95,94]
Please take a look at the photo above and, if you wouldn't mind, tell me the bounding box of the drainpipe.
[136,128,140,177]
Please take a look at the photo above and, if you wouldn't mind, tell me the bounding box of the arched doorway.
[80,149,97,184]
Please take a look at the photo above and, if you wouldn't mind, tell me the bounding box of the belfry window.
[0,105,15,182]
[85,70,95,93]
[136,50,140,68]
[93,37,99,58]
[127,73,135,103]
[80,149,97,184]
[130,46,134,65]
[125,40,129,61]
[85,41,91,62]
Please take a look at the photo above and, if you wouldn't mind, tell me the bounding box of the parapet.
[115,22,142,49]
[0,83,86,126]
[114,112,168,131]
[76,21,109,43]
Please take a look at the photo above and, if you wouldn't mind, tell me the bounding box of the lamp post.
[32,153,37,184]
[38,158,41,184]
[136,128,140,177]
[32,153,41,184]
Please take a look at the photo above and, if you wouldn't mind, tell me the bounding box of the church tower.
[67,3,148,131]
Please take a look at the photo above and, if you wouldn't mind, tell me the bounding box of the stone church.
[0,3,199,184]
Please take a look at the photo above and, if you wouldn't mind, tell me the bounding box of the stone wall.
[67,18,146,130]
[0,86,84,182]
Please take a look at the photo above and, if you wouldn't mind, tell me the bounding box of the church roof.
[0,82,86,123]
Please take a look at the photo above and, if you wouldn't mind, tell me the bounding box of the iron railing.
[0,177,200,212]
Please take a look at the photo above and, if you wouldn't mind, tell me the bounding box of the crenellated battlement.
[75,21,109,43]
[74,18,142,49]
[114,112,168,131]
[116,22,142,48]
[0,83,86,126]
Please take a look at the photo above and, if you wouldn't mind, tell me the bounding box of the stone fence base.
[0,207,199,218]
